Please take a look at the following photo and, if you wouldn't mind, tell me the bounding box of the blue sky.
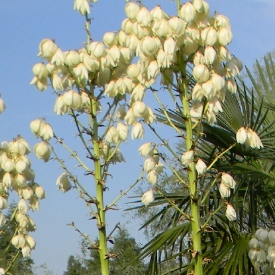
[0,0,275,274]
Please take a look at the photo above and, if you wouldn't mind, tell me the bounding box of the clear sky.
[0,0,275,274]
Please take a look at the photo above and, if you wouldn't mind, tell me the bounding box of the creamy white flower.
[125,2,140,21]
[147,170,158,185]
[195,159,207,175]
[138,142,152,157]
[56,173,72,193]
[225,204,237,221]
[269,230,275,244]
[255,228,269,243]
[221,173,236,189]
[74,0,90,15]
[54,95,69,115]
[181,150,194,166]
[63,90,82,109]
[105,126,118,144]
[34,142,51,162]
[34,185,46,199]
[38,39,58,61]
[116,123,128,141]
[219,182,230,198]
[144,157,157,172]
[179,2,195,23]
[22,245,31,258]
[26,235,36,250]
[39,123,54,141]
[131,122,144,140]
[0,268,4,275]
[236,127,247,144]
[11,234,26,249]
[30,119,46,136]
[249,238,259,249]
[0,197,7,210]
[193,64,210,83]
[21,186,33,200]
[142,189,154,206]
[32,63,48,79]
[0,212,6,226]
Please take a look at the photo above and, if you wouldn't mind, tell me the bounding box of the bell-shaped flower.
[204,46,216,65]
[155,162,165,174]
[269,230,275,244]
[32,63,48,79]
[195,159,207,175]
[22,245,31,258]
[114,78,127,96]
[21,186,34,200]
[215,14,231,29]
[136,6,152,27]
[255,228,269,243]
[124,108,136,126]
[11,234,26,249]
[125,2,140,21]
[181,150,194,167]
[65,50,80,67]
[26,235,36,250]
[0,268,5,275]
[147,170,158,185]
[51,48,65,65]
[179,2,195,23]
[0,196,7,210]
[236,127,247,144]
[56,173,72,193]
[30,76,48,91]
[152,19,170,38]
[138,142,152,157]
[257,249,267,264]
[15,174,26,187]
[73,63,88,82]
[249,237,260,249]
[24,168,35,182]
[0,98,6,114]
[140,36,159,57]
[34,185,46,199]
[18,198,28,214]
[63,90,82,109]
[142,189,154,206]
[225,204,237,221]
[150,5,166,20]
[221,173,236,189]
[0,212,6,226]
[248,249,259,262]
[103,32,117,47]
[169,17,186,37]
[30,119,46,137]
[34,142,51,162]
[144,157,157,172]
[219,182,230,198]
[164,37,177,56]
[38,39,58,61]
[218,28,233,46]
[2,159,15,173]
[147,61,160,80]
[201,27,218,46]
[247,128,263,149]
[73,0,90,15]
[116,123,128,142]
[39,123,53,141]
[29,196,39,211]
[89,41,105,59]
[193,64,210,83]
[105,126,119,144]
[132,101,148,118]
[54,95,69,115]
[131,122,144,140]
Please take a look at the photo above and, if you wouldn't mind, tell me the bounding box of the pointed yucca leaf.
[255,59,271,98]
[138,222,191,260]
[245,65,263,99]
[263,54,275,93]
[254,104,268,133]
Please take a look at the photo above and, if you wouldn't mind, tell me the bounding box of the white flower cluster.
[236,126,263,149]
[0,137,45,258]
[249,228,275,274]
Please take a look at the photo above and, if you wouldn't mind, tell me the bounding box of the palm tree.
[129,52,275,275]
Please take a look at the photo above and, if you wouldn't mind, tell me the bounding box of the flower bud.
[215,14,231,29]
[131,122,144,139]
[249,238,259,249]
[22,245,31,258]
[142,189,154,206]
[169,17,186,37]
[150,5,166,20]
[26,235,36,250]
[21,186,34,200]
[11,234,26,249]
[140,36,159,57]
[132,101,148,118]
[225,204,237,221]
[204,46,216,65]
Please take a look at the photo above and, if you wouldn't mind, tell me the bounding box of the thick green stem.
[179,57,203,274]
[90,85,110,275]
